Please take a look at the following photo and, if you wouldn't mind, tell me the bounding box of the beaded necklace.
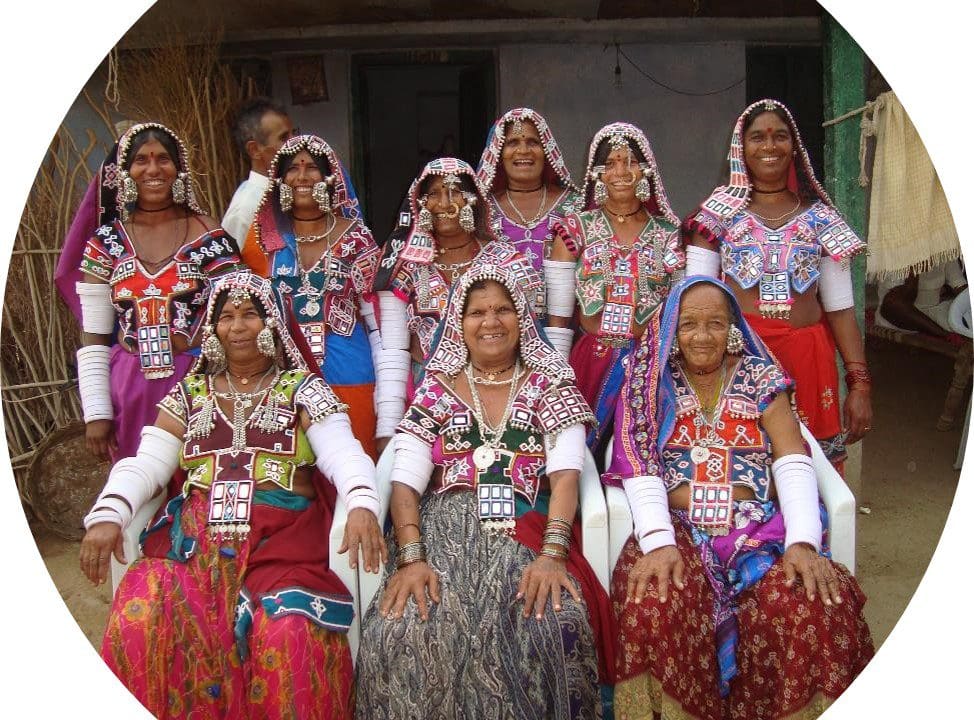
[465,360,523,470]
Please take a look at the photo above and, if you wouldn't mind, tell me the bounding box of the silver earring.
[202,330,226,371]
[669,343,681,360]
[257,318,277,358]
[119,170,138,205]
[459,194,476,233]
[726,324,745,355]
[635,173,651,202]
[418,202,434,232]
[171,173,187,204]
[312,181,331,213]
[594,179,608,206]
[279,182,293,213]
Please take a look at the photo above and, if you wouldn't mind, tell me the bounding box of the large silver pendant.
[690,445,711,464]
[473,446,496,470]
[304,299,320,317]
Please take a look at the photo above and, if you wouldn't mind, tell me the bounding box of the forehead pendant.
[510,117,524,136]
[228,288,251,308]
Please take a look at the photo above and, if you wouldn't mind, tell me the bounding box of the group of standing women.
[69,97,874,720]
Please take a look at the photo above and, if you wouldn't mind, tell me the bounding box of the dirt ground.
[26,338,965,653]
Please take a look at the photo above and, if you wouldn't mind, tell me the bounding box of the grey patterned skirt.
[355,491,602,720]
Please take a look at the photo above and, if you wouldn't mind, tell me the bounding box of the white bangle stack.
[308,414,381,518]
[544,326,574,359]
[543,259,577,318]
[76,281,115,334]
[77,345,114,422]
[623,474,676,554]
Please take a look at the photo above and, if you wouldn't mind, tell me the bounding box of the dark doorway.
[351,51,496,243]
[746,45,824,179]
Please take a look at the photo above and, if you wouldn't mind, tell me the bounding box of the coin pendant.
[690,445,711,464]
[473,446,496,470]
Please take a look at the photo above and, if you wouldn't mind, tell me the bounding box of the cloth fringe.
[861,91,960,282]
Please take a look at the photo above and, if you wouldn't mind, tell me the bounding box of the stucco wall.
[498,42,747,217]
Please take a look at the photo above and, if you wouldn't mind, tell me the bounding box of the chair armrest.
[110,491,166,593]
[603,437,634,589]
[358,443,394,620]
[577,448,609,591]
[799,422,856,575]
[328,488,361,663]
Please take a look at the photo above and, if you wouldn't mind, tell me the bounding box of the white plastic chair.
[365,442,610,609]
[109,485,359,660]
[603,421,857,581]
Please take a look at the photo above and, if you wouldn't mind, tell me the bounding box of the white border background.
[0,1,969,715]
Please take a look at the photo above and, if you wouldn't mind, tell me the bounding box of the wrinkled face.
[501,119,545,188]
[676,284,732,373]
[283,150,324,213]
[462,281,520,369]
[422,174,475,237]
[254,111,294,169]
[216,295,266,364]
[128,138,177,206]
[742,111,794,186]
[598,145,640,204]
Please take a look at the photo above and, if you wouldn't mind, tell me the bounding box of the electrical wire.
[614,44,744,97]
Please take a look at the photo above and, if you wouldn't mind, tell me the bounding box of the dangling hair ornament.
[635,165,651,202]
[510,117,524,136]
[312,180,331,213]
[459,192,477,233]
[763,100,777,112]
[257,317,277,358]
[726,324,745,355]
[202,327,227,371]
[117,169,138,220]
[171,172,188,205]
[228,287,251,308]
[278,180,293,213]
[418,195,434,232]
[591,167,608,206]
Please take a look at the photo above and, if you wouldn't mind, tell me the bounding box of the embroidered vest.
[719,202,865,319]
[80,221,240,378]
[158,370,345,494]
[268,220,380,366]
[660,355,791,502]
[559,210,683,345]
[398,370,593,506]
[488,188,584,272]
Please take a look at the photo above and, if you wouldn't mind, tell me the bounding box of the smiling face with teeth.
[501,119,545,190]
[462,280,520,369]
[281,149,328,214]
[126,135,179,209]
[742,110,794,189]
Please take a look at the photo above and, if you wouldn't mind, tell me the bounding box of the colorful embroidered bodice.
[158,370,345,494]
[397,370,592,506]
[559,210,683,345]
[266,220,380,366]
[80,221,240,378]
[715,202,865,318]
[660,355,791,502]
[387,240,547,357]
[488,189,584,272]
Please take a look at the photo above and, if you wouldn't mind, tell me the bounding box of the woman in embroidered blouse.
[240,134,382,458]
[56,122,241,463]
[605,276,873,720]
[356,262,613,720]
[372,158,545,453]
[80,272,384,720]
[548,122,684,457]
[475,107,584,274]
[684,99,872,467]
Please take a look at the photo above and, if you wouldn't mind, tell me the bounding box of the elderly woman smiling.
[605,276,873,720]
[80,272,383,720]
[356,261,613,720]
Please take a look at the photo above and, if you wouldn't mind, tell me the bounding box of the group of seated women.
[72,99,874,719]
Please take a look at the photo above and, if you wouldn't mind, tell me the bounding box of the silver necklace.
[687,363,727,464]
[294,213,338,243]
[466,360,522,470]
[217,366,277,453]
[505,185,548,228]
